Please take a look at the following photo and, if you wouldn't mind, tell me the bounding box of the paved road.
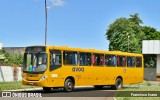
[22,86,116,97]
[1,86,115,100]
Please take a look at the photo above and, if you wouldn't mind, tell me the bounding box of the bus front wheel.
[64,78,74,92]
[43,87,51,92]
[111,78,123,90]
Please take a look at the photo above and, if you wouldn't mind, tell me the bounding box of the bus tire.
[43,87,51,92]
[111,78,123,90]
[64,78,74,92]
[94,85,104,90]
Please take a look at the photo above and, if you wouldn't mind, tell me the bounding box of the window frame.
[50,50,62,71]
[79,52,91,66]
[136,57,142,68]
[117,55,126,67]
[127,56,136,67]
[92,53,104,66]
[63,51,78,66]
[105,54,117,67]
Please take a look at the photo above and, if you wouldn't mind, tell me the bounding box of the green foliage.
[106,13,160,68]
[129,13,143,25]
[144,55,156,68]
[106,14,144,53]
[142,26,160,40]
[0,49,5,54]
[0,81,37,90]
[0,49,23,67]
[0,49,6,63]
[146,82,152,86]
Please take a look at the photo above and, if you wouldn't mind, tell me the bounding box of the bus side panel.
[48,66,93,87]
[134,67,144,83]
[103,67,119,85]
[48,68,66,87]
[125,68,137,84]
[99,67,126,85]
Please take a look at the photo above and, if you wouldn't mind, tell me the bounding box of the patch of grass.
[116,97,160,100]
[137,81,152,86]
[146,82,152,86]
[125,81,158,87]
[120,87,160,91]
[0,81,38,91]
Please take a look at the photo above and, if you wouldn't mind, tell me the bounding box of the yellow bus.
[22,46,144,92]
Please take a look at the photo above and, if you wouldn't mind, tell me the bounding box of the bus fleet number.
[72,67,84,72]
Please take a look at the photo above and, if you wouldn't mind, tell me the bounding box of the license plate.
[28,82,34,85]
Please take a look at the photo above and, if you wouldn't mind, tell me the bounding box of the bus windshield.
[23,53,47,73]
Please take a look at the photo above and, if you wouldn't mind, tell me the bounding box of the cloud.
[50,0,65,7]
[34,0,65,9]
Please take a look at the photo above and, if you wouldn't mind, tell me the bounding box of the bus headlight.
[40,75,48,81]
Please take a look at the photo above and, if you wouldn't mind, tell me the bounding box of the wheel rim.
[117,83,121,88]
[117,79,122,89]
[67,81,73,90]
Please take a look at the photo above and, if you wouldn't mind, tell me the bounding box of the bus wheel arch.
[111,76,123,90]
[64,76,75,92]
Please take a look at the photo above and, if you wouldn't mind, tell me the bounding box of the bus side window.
[95,54,98,65]
[92,54,95,65]
[122,56,126,66]
[105,55,109,66]
[112,55,116,66]
[132,57,135,67]
[100,54,104,66]
[127,56,135,67]
[93,54,100,66]
[136,57,142,67]
[86,53,91,66]
[79,53,91,66]
[117,56,126,67]
[92,54,104,66]
[127,57,131,67]
[63,51,78,65]
[50,50,62,71]
[117,56,119,66]
[80,53,85,65]
[105,55,116,67]
[72,53,78,65]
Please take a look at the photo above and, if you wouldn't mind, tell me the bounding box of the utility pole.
[45,0,48,45]
[127,34,130,52]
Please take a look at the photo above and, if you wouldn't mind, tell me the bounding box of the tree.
[106,13,160,68]
[0,49,6,63]
[129,13,143,25]
[0,49,23,66]
[106,14,144,53]
[142,26,160,40]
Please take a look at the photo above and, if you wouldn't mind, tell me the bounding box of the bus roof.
[44,45,143,56]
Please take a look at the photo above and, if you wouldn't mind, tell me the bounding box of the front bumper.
[22,78,48,87]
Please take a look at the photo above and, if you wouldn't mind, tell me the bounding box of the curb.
[2,86,94,91]
[2,88,42,91]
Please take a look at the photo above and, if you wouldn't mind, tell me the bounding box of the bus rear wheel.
[111,78,123,90]
[43,87,51,92]
[64,78,74,92]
